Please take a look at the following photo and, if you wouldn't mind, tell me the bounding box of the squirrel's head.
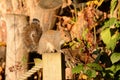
[60,29,72,43]
[58,26,72,43]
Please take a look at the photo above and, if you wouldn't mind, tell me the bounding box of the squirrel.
[22,18,42,52]
[37,28,72,54]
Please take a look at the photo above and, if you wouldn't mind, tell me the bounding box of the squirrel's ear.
[64,27,69,31]
[59,27,70,33]
[57,23,64,31]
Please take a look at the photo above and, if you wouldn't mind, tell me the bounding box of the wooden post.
[42,53,65,80]
[4,14,29,80]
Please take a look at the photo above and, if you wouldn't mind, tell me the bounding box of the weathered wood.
[0,0,62,32]
[4,14,29,80]
[42,53,65,80]
[65,68,73,79]
[27,0,62,32]
[0,20,7,43]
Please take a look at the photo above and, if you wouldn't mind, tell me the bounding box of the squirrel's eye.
[32,34,35,37]
[64,35,67,37]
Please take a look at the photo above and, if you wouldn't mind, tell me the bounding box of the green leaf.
[102,18,117,29]
[109,32,120,50]
[22,56,27,63]
[106,64,120,73]
[110,0,118,15]
[101,28,111,45]
[110,53,120,64]
[71,44,76,50]
[34,58,42,66]
[77,38,82,43]
[115,64,120,73]
[115,21,120,28]
[101,28,119,50]
[116,64,120,70]
[85,69,96,78]
[106,64,115,72]
[82,28,88,40]
[69,41,76,49]
[87,63,103,71]
[69,41,74,46]
[72,64,83,74]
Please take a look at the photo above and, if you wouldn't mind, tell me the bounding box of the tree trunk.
[27,0,61,32]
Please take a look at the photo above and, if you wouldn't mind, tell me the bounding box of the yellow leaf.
[97,0,104,7]
[82,74,88,80]
[0,42,6,46]
[34,58,42,66]
[86,0,98,6]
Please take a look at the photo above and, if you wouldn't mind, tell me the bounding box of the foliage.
[110,52,120,64]
[72,64,83,74]
[60,0,120,79]
[0,0,119,80]
[110,0,118,15]
[72,63,102,79]
[100,17,120,51]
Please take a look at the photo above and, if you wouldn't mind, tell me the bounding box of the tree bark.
[27,0,61,32]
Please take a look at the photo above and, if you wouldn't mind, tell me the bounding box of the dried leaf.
[0,42,6,46]
[62,0,72,8]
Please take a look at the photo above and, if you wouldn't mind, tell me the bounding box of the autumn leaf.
[0,42,6,46]
[62,0,72,8]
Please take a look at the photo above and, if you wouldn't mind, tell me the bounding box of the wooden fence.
[19,53,65,80]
